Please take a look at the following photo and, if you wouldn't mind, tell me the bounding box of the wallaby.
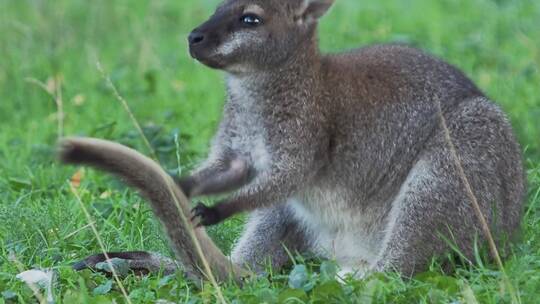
[60,0,525,281]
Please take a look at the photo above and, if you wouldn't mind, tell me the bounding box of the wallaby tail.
[58,137,248,283]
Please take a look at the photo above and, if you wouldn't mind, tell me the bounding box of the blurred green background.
[1,0,539,302]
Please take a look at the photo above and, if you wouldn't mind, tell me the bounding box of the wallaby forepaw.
[191,202,222,226]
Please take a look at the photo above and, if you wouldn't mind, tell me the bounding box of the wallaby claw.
[191,202,221,226]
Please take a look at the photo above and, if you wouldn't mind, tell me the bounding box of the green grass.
[1,0,539,302]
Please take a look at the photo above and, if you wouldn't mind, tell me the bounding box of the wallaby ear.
[296,0,335,25]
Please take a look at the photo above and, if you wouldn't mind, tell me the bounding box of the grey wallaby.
[59,0,525,282]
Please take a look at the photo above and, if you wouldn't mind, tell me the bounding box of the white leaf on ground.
[16,269,56,303]
[16,269,53,288]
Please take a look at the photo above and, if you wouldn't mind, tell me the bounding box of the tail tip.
[57,137,85,165]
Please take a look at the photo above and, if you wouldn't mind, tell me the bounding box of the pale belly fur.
[288,187,388,276]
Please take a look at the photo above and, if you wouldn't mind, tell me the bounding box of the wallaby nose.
[188,31,205,45]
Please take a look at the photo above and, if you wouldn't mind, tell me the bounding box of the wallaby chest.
[225,77,272,173]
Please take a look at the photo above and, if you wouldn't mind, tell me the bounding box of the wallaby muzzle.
[188,11,231,69]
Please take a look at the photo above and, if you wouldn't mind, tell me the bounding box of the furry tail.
[58,137,248,283]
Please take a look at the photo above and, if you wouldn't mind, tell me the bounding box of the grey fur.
[61,0,525,280]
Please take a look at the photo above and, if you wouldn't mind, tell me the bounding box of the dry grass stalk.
[435,98,521,304]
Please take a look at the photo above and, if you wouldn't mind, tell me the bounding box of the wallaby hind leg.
[369,157,490,276]
[370,100,524,276]
[231,204,312,273]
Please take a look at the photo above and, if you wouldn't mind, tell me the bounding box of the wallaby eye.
[240,14,262,26]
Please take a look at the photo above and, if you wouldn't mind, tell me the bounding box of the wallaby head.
[188,0,334,73]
